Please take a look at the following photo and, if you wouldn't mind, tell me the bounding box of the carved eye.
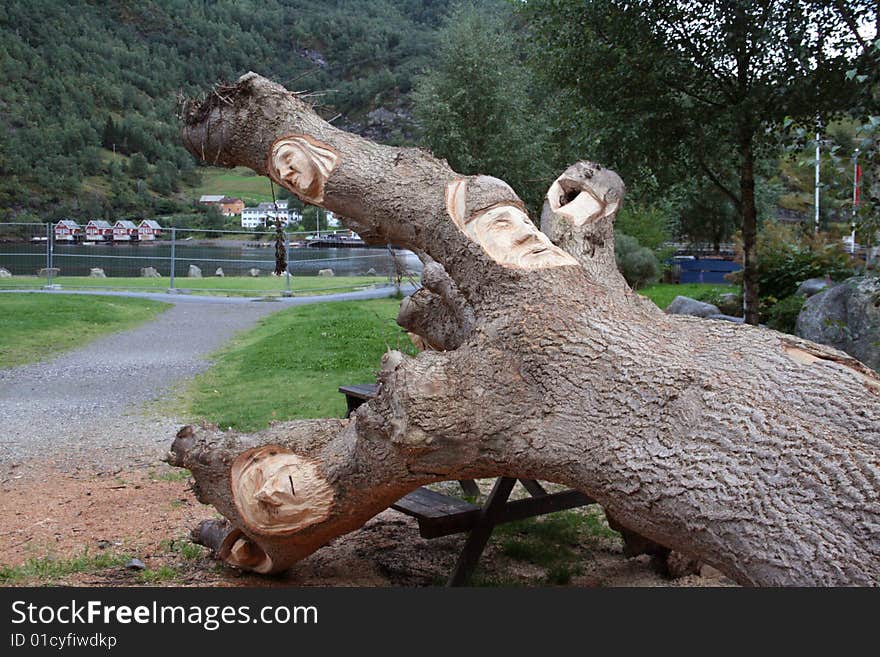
[491,218,511,230]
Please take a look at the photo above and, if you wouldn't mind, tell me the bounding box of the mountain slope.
[0,0,449,219]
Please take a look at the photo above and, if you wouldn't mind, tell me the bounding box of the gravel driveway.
[0,286,413,473]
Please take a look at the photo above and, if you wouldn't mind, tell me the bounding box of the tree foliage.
[615,233,660,289]
[523,0,873,322]
[411,2,549,214]
[0,0,452,220]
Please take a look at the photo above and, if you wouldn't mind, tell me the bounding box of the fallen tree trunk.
[170,73,880,586]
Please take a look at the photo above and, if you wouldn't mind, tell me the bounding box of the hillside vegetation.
[0,0,450,221]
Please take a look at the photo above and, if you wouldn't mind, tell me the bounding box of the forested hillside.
[0,0,451,221]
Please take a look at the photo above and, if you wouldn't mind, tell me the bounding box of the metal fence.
[0,223,422,297]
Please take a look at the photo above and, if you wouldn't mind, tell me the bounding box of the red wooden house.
[137,220,163,241]
[112,220,139,241]
[85,220,113,242]
[54,219,83,242]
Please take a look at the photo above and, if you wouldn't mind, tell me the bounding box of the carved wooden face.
[465,205,576,268]
[446,179,577,269]
[268,136,339,204]
[230,446,334,536]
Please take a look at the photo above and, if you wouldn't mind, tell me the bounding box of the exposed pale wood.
[230,446,335,537]
[267,135,340,204]
[541,161,630,293]
[447,179,578,269]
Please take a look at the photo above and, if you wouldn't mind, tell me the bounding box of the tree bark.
[171,73,880,586]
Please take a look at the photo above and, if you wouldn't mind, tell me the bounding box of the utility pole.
[814,131,821,234]
[851,148,860,255]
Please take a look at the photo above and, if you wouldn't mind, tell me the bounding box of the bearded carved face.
[446,179,577,269]
[268,135,340,204]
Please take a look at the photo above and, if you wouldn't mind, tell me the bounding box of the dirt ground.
[0,460,734,587]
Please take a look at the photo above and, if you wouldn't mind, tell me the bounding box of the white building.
[241,200,304,229]
[85,220,113,241]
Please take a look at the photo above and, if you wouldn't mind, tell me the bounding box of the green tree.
[301,205,331,232]
[677,184,739,253]
[101,115,117,150]
[128,152,149,179]
[525,0,872,323]
[412,2,549,214]
[615,233,660,288]
[615,203,674,252]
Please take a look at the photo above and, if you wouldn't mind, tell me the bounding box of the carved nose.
[513,233,541,247]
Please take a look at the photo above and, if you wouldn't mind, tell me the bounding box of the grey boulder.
[665,295,721,318]
[795,276,880,371]
[796,277,833,298]
[706,313,745,324]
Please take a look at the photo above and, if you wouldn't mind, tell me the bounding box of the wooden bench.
[339,383,595,585]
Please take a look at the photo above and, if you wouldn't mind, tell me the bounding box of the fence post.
[169,227,176,292]
[45,223,51,282]
[45,223,54,288]
[284,231,292,297]
[387,245,394,289]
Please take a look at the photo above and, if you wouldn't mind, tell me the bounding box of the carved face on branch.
[268,135,340,204]
[446,179,578,269]
[231,446,334,536]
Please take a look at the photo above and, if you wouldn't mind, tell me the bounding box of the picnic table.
[339,383,595,585]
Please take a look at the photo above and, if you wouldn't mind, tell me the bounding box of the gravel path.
[0,286,414,473]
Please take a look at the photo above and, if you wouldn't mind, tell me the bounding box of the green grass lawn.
[185,298,416,430]
[638,283,731,310]
[192,166,276,205]
[0,294,170,369]
[0,275,391,297]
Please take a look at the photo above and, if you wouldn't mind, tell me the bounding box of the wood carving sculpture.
[169,73,880,586]
[268,135,340,204]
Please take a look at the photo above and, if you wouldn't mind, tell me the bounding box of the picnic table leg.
[518,479,547,497]
[447,477,517,587]
[344,394,363,419]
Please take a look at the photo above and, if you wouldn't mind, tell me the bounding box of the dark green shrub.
[732,222,855,323]
[764,295,805,334]
[615,233,660,289]
[755,223,854,301]
[700,290,742,315]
